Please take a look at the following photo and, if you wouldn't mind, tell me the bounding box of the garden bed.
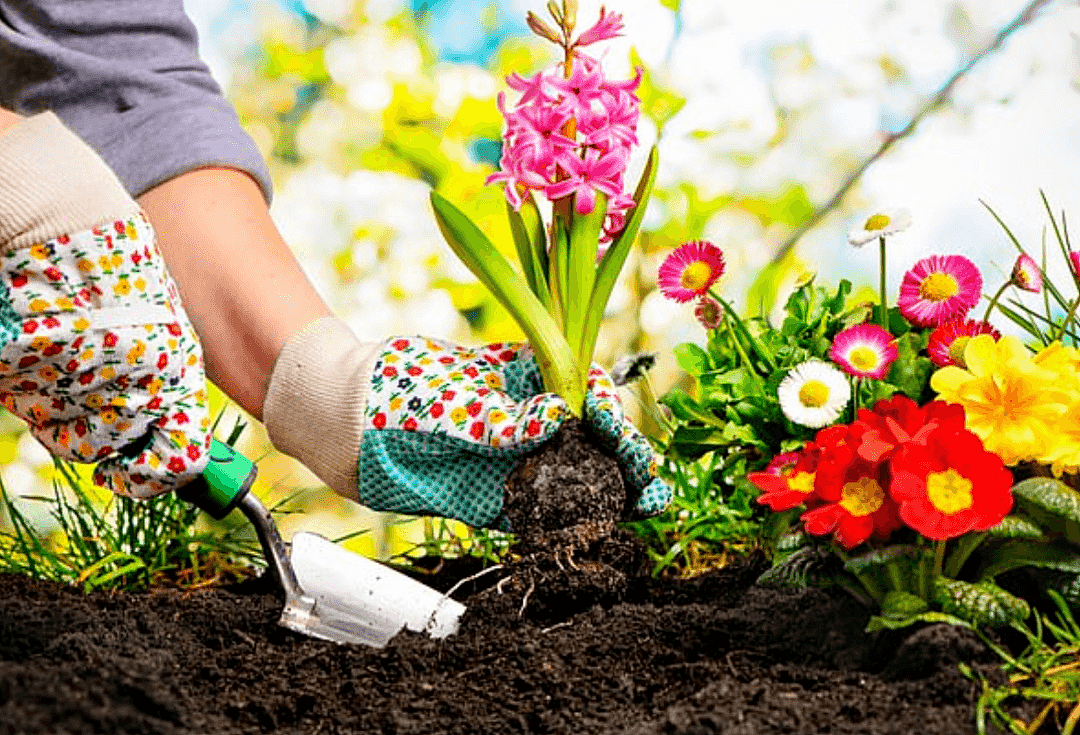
[0,543,1015,735]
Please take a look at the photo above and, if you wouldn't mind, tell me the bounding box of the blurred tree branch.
[771,0,1055,265]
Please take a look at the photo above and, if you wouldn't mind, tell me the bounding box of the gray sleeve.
[0,0,273,202]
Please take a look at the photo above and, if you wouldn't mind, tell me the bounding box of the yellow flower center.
[947,336,971,366]
[919,273,959,302]
[925,468,973,514]
[680,261,713,291]
[788,471,816,495]
[864,213,891,231]
[798,380,831,408]
[839,477,885,517]
[849,346,880,372]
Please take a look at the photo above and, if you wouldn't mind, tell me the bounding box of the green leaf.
[980,540,1080,579]
[886,331,934,401]
[565,191,608,372]
[430,191,582,411]
[935,577,1030,628]
[659,387,723,426]
[987,514,1045,539]
[866,610,973,633]
[1012,477,1080,524]
[880,590,929,617]
[757,546,841,589]
[844,545,919,575]
[581,146,659,367]
[505,193,551,312]
[673,342,711,377]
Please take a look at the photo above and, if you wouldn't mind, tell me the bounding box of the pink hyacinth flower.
[545,146,626,215]
[573,7,624,47]
[1011,253,1042,293]
[657,241,726,303]
[829,323,898,380]
[897,254,983,328]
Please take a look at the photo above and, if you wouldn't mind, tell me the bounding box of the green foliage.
[0,458,262,592]
[963,591,1080,735]
[935,577,1030,629]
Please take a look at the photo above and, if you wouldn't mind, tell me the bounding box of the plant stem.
[1054,296,1080,343]
[885,560,906,592]
[982,279,1012,324]
[722,311,767,394]
[636,372,676,437]
[933,540,946,584]
[837,548,884,604]
[710,289,778,372]
[878,236,888,329]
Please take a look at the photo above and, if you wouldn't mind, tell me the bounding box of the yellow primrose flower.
[1034,342,1080,391]
[931,335,1071,465]
[1043,408,1080,476]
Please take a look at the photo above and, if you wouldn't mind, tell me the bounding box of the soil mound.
[0,544,1008,735]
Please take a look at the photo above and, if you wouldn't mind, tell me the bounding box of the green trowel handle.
[177,438,258,520]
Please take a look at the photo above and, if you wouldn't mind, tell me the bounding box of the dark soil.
[0,543,1019,735]
[0,423,1026,734]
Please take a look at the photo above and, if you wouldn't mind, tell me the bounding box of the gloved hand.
[360,337,671,529]
[0,112,211,498]
[266,331,671,530]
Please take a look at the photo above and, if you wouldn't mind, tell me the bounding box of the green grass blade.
[505,194,552,312]
[430,190,583,412]
[580,146,659,368]
[566,192,608,373]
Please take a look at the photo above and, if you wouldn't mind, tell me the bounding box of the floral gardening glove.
[0,112,211,498]
[353,336,671,529]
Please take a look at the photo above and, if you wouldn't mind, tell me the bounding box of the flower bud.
[526,11,562,44]
[562,0,578,33]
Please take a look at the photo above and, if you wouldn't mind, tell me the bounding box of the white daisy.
[777,359,851,429]
[848,208,912,247]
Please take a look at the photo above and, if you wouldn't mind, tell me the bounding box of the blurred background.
[3,0,1080,560]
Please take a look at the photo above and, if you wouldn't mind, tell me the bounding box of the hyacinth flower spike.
[431,2,659,415]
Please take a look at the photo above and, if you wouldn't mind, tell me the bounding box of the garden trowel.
[177,439,465,647]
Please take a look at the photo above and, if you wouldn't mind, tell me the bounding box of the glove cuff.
[0,112,140,251]
[263,316,385,501]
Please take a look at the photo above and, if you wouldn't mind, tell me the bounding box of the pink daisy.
[1069,251,1080,281]
[897,254,983,328]
[926,319,1001,368]
[829,323,898,380]
[658,241,726,303]
[1011,253,1042,293]
[694,295,724,330]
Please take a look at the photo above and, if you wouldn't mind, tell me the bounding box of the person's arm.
[135,167,332,419]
